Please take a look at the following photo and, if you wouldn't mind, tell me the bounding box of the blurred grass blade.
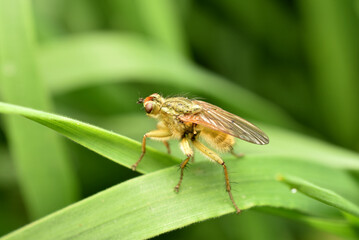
[262,207,358,238]
[63,0,103,32]
[303,217,358,238]
[0,101,178,174]
[0,0,78,219]
[279,175,359,217]
[38,33,301,131]
[241,124,359,170]
[217,212,295,240]
[108,0,187,56]
[299,0,359,147]
[135,0,187,55]
[209,0,299,58]
[0,146,15,188]
[2,157,358,240]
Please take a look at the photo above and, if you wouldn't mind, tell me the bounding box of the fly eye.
[145,102,153,113]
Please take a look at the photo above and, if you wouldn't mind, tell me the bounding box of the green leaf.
[278,175,359,217]
[2,157,358,240]
[0,0,78,219]
[0,101,178,174]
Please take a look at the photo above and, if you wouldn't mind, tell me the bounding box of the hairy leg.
[131,129,172,171]
[163,141,171,154]
[174,137,193,192]
[192,140,240,214]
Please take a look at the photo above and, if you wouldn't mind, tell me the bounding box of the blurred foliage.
[0,0,359,239]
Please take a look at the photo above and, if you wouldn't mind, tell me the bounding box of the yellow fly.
[132,93,269,213]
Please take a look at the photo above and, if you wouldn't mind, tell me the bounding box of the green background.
[0,0,359,239]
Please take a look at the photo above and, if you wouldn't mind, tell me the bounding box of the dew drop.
[291,188,297,194]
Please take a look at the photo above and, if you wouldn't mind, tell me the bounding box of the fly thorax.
[161,98,202,116]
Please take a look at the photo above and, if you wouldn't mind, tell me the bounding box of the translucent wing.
[179,100,269,145]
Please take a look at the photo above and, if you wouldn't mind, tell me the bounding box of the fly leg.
[192,140,240,214]
[174,137,193,192]
[131,129,172,171]
[163,141,171,154]
[157,122,171,155]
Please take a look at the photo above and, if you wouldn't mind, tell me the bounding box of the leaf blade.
[279,175,359,218]
[0,101,178,174]
[2,157,358,240]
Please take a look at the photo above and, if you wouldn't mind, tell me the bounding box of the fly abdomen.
[200,128,235,152]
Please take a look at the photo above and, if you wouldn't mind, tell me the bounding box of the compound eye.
[145,102,153,113]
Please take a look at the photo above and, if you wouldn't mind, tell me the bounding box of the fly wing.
[179,100,269,145]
